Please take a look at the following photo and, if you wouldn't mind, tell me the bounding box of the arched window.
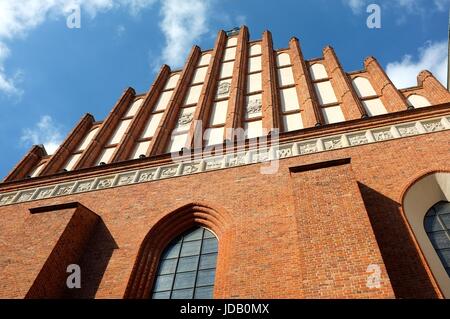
[425,201,450,277]
[152,227,218,299]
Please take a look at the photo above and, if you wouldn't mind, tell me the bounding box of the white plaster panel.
[142,113,163,138]
[220,61,234,79]
[132,141,151,159]
[125,99,143,118]
[322,105,345,124]
[96,147,116,165]
[210,100,228,126]
[30,163,46,177]
[226,37,238,47]
[223,47,236,61]
[315,81,338,105]
[249,44,262,56]
[64,154,82,171]
[165,74,180,90]
[363,98,388,116]
[77,127,99,152]
[192,67,208,84]
[283,113,303,132]
[247,72,262,93]
[154,90,173,111]
[109,119,132,145]
[244,120,263,139]
[352,77,377,98]
[310,63,328,81]
[248,56,262,73]
[185,85,202,105]
[245,94,263,119]
[280,87,300,112]
[407,94,432,108]
[167,133,188,153]
[205,127,225,146]
[277,67,295,87]
[198,54,212,67]
[276,53,291,67]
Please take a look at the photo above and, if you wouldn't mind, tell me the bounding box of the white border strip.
[0,116,449,207]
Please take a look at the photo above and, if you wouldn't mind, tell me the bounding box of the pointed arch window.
[152,227,218,299]
[425,201,450,276]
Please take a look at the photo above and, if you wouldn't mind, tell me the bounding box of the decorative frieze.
[348,134,369,146]
[298,142,317,155]
[0,115,448,207]
[422,120,444,133]
[373,129,394,142]
[397,125,419,137]
[324,137,343,150]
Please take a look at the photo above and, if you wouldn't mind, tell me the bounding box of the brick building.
[0,26,449,299]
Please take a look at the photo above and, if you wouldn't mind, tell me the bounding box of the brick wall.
[0,128,448,298]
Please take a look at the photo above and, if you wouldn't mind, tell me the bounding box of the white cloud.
[21,115,65,155]
[342,0,366,14]
[434,0,450,11]
[386,40,448,89]
[0,0,158,96]
[343,0,450,14]
[158,0,210,68]
[0,41,21,96]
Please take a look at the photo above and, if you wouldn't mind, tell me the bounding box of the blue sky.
[0,0,449,179]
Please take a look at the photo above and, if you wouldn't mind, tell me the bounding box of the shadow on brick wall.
[65,219,118,299]
[357,182,440,299]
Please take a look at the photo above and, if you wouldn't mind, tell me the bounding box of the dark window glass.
[151,227,218,299]
[425,201,450,276]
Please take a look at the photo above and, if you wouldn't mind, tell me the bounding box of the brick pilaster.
[188,30,227,149]
[112,65,171,162]
[417,70,450,105]
[148,46,201,155]
[75,87,136,169]
[261,30,280,132]
[323,46,367,119]
[224,26,249,140]
[364,56,408,112]
[289,37,323,127]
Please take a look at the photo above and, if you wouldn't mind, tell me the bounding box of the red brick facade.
[1,27,450,299]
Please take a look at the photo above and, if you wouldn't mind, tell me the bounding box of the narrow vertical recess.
[224,26,249,140]
[261,30,281,132]
[75,87,136,169]
[289,37,324,127]
[323,46,367,120]
[40,114,95,175]
[148,46,201,156]
[112,65,171,162]
[188,30,227,149]
[364,56,408,113]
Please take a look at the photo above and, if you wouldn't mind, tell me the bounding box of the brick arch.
[124,202,233,299]
[398,169,450,299]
